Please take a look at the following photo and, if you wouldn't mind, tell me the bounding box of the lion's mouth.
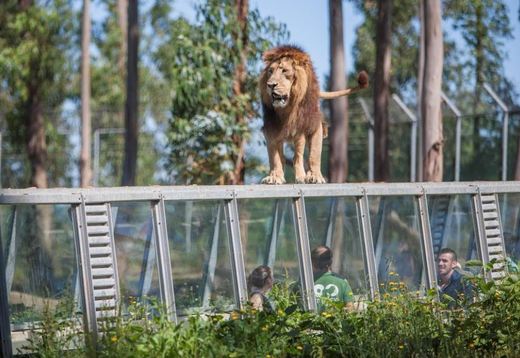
[272,92,288,107]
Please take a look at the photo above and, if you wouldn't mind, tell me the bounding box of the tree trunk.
[417,0,425,182]
[373,0,392,182]
[26,86,48,189]
[122,0,138,186]
[117,0,128,79]
[328,0,349,183]
[421,0,444,182]
[80,0,92,188]
[231,0,248,185]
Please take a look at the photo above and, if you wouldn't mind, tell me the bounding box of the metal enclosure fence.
[1,181,520,355]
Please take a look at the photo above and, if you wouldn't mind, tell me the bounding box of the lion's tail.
[319,71,369,100]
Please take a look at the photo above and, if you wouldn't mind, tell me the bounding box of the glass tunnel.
[1,182,519,353]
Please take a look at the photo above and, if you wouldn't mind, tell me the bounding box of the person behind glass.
[248,265,275,312]
[437,247,473,308]
[311,245,354,310]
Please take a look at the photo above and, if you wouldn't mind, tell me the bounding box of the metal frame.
[441,91,462,181]
[393,94,418,182]
[2,181,520,346]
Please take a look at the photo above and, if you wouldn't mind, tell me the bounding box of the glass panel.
[2,204,77,330]
[238,199,300,303]
[498,193,520,266]
[165,201,234,314]
[305,197,369,298]
[428,195,479,272]
[112,202,160,306]
[369,196,424,292]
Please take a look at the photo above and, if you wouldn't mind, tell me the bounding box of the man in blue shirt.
[437,247,473,308]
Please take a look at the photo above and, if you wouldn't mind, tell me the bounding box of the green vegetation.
[21,270,520,357]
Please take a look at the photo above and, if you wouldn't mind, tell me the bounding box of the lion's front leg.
[261,140,286,184]
[293,135,306,183]
[305,125,326,184]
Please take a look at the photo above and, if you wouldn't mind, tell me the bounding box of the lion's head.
[259,46,315,110]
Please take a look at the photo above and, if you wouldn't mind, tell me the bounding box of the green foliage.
[153,0,287,184]
[19,272,520,357]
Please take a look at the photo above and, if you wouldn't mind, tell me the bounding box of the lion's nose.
[267,82,277,89]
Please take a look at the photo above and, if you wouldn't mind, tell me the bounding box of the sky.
[176,0,520,104]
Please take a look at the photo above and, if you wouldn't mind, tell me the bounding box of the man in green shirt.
[311,245,354,310]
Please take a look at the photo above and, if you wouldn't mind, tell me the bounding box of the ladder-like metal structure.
[473,192,508,280]
[74,202,120,337]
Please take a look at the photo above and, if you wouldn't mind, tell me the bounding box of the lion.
[259,45,368,184]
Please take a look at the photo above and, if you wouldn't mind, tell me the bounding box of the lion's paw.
[304,172,326,184]
[261,175,286,185]
[295,176,306,184]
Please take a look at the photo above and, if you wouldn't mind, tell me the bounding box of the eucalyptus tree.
[153,0,287,184]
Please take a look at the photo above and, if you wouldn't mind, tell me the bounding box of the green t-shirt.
[314,271,354,306]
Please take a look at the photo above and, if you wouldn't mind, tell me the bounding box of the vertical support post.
[359,98,374,181]
[150,198,176,322]
[224,193,248,309]
[416,193,438,291]
[356,193,378,300]
[483,83,509,181]
[471,191,490,280]
[0,214,13,358]
[5,207,17,293]
[72,202,98,343]
[292,192,316,311]
[441,92,462,181]
[266,199,285,267]
[203,203,222,308]
[392,94,417,182]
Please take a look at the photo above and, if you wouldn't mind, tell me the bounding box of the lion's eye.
[268,68,274,75]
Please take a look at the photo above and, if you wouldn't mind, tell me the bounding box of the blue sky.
[176,0,520,103]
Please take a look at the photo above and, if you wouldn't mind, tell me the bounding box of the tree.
[328,0,349,183]
[122,0,139,186]
[80,0,92,187]
[421,0,444,181]
[373,0,392,182]
[154,0,287,184]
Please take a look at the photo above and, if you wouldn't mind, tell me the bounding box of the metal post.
[359,98,374,181]
[325,198,338,247]
[356,193,378,300]
[93,128,124,186]
[266,199,285,267]
[5,207,17,293]
[393,94,418,182]
[203,203,222,308]
[72,202,98,343]
[483,83,509,181]
[292,192,316,311]
[416,193,438,291]
[137,219,156,297]
[224,193,248,309]
[0,211,13,358]
[441,92,462,181]
[150,198,176,322]
[471,191,490,280]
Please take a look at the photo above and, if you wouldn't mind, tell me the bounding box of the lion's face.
[265,57,296,109]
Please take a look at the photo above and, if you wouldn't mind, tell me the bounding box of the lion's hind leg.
[305,125,326,184]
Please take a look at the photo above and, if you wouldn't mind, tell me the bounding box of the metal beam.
[150,198,176,322]
[224,193,248,309]
[292,192,316,311]
[393,94,418,182]
[0,210,12,358]
[356,193,378,300]
[203,203,222,308]
[358,98,374,181]
[416,193,438,291]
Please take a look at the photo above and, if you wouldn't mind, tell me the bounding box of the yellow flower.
[230,311,240,320]
[399,345,404,349]
[262,325,268,331]
[296,345,303,351]
[277,309,285,316]
[111,336,118,343]
[389,271,397,276]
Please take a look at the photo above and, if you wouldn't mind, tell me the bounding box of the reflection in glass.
[165,201,234,314]
[238,199,300,299]
[428,195,479,272]
[369,196,424,292]
[112,202,160,306]
[498,194,520,265]
[305,197,368,298]
[0,205,77,329]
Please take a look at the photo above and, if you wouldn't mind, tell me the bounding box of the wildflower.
[399,345,404,349]
[111,336,118,343]
[321,312,332,318]
[266,355,272,358]
[296,345,303,351]
[389,271,397,276]
[277,309,285,316]
[230,311,240,320]
[262,325,268,331]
